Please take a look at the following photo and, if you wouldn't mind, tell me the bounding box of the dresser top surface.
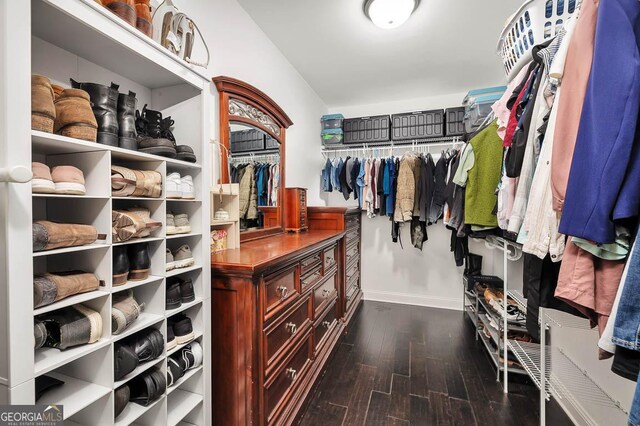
[211,230,344,273]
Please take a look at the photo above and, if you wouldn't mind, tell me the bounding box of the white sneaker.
[166,172,182,198]
[181,175,195,200]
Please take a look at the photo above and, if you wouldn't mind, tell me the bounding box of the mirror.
[228,122,281,232]
[212,76,293,243]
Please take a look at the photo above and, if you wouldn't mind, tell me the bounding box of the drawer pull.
[277,286,289,299]
[285,322,297,335]
[322,320,331,328]
[322,289,331,298]
[347,295,352,301]
[286,368,298,381]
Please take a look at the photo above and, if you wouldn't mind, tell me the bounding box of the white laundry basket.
[497,0,579,82]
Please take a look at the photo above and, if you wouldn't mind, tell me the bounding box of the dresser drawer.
[346,282,359,311]
[265,333,313,424]
[345,213,359,230]
[346,259,359,283]
[314,300,339,356]
[345,243,359,266]
[264,264,299,320]
[300,251,321,276]
[313,272,337,318]
[323,245,337,271]
[264,296,312,376]
[301,263,322,294]
[346,228,360,246]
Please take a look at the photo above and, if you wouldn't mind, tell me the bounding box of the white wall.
[323,93,523,310]
[171,0,328,204]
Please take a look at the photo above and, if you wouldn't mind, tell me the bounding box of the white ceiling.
[236,0,518,108]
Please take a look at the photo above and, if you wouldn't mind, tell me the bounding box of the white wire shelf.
[508,290,527,313]
[507,340,556,400]
[549,347,628,426]
[320,137,465,158]
[541,308,592,330]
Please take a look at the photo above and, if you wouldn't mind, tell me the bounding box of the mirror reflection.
[229,122,281,232]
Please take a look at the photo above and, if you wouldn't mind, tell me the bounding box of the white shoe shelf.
[0,1,212,425]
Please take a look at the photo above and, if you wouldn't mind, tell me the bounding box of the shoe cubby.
[167,304,203,346]
[166,269,204,317]
[32,248,111,314]
[31,150,112,198]
[67,392,113,426]
[166,166,202,202]
[3,1,211,422]
[35,293,111,377]
[37,345,113,420]
[166,235,202,278]
[167,389,204,426]
[113,320,166,388]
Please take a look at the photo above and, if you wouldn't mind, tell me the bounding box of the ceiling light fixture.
[363,0,419,30]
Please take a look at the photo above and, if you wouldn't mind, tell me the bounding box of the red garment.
[503,73,534,148]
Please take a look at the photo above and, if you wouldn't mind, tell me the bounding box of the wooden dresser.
[210,208,362,425]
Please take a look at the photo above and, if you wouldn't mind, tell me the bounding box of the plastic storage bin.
[497,0,578,81]
[343,115,390,144]
[321,128,344,145]
[391,109,444,141]
[464,93,503,133]
[230,129,265,152]
[462,86,506,107]
[321,114,344,130]
[445,107,466,136]
[265,134,279,150]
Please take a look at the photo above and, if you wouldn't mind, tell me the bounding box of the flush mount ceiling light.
[364,0,420,29]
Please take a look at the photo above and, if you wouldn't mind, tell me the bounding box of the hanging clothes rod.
[229,152,280,163]
[321,138,465,158]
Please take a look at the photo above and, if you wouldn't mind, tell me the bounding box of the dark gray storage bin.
[445,107,466,136]
[230,129,265,153]
[265,135,279,150]
[391,109,444,141]
[343,115,390,144]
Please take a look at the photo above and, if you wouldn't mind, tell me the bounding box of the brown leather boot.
[54,88,98,142]
[103,0,136,27]
[134,0,152,37]
[31,75,55,133]
[51,84,64,100]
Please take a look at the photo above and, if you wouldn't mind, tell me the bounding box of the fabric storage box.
[230,129,265,152]
[391,109,444,141]
[462,86,506,106]
[265,134,279,150]
[464,93,504,133]
[343,115,390,144]
[321,114,344,130]
[321,128,344,145]
[445,107,466,136]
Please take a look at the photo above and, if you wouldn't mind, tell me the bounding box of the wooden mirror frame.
[212,76,293,243]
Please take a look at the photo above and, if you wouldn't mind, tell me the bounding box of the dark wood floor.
[298,301,567,426]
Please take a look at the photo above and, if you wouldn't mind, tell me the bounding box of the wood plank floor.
[298,301,571,426]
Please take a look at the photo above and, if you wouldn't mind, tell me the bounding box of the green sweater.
[464,122,503,227]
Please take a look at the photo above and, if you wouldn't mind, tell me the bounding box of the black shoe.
[127,243,150,281]
[166,324,176,351]
[70,79,119,146]
[171,313,195,345]
[166,279,182,310]
[177,341,203,370]
[160,116,196,163]
[113,245,130,286]
[117,91,137,150]
[114,343,139,381]
[114,384,130,418]
[176,145,196,163]
[128,328,164,362]
[135,105,177,158]
[167,355,186,387]
[34,319,47,349]
[35,375,64,401]
[129,367,166,406]
[180,278,195,303]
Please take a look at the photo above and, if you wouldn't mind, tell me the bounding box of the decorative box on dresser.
[307,207,363,324]
[210,231,347,425]
[284,188,308,232]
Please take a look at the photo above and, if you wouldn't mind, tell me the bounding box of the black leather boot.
[70,79,119,146]
[463,253,483,291]
[128,328,164,362]
[127,243,150,281]
[113,246,130,286]
[161,117,197,163]
[117,91,138,151]
[135,105,176,158]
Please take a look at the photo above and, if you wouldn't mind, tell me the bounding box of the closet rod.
[229,152,280,163]
[321,139,465,158]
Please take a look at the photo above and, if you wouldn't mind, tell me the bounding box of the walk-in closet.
[0,0,638,425]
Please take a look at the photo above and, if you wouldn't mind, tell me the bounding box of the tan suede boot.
[103,0,136,28]
[31,75,56,133]
[134,0,152,37]
[54,88,98,142]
